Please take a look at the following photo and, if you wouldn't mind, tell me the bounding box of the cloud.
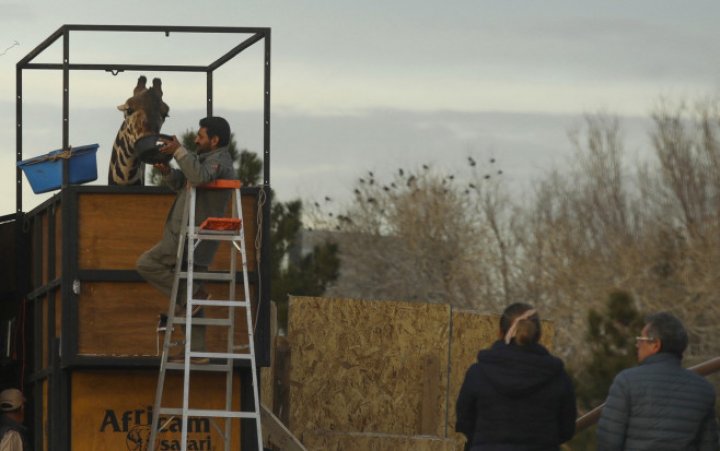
[2,102,654,215]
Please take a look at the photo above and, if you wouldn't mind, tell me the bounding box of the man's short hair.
[645,312,688,358]
[199,116,230,147]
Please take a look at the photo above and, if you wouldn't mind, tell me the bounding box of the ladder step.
[189,351,254,360]
[172,317,233,326]
[191,233,244,241]
[178,271,235,281]
[158,407,259,419]
[165,362,231,372]
[188,299,250,308]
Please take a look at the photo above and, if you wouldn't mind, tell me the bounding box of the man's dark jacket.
[455,340,577,451]
[597,352,718,451]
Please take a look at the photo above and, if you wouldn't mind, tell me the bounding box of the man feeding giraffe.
[108,75,169,185]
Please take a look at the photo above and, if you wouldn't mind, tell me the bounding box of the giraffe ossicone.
[108,75,170,185]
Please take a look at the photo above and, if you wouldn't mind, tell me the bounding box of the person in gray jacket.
[136,116,237,363]
[597,312,718,451]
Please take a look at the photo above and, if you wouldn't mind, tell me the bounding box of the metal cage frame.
[15,25,272,451]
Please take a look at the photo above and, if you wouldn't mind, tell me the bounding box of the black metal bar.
[31,217,42,376]
[240,368,260,451]
[26,279,62,301]
[51,338,70,451]
[62,29,70,189]
[16,26,64,67]
[63,24,270,34]
[207,71,213,116]
[24,63,209,73]
[32,373,44,451]
[263,32,271,188]
[15,67,22,213]
[208,32,265,71]
[28,369,52,383]
[60,188,79,365]
[257,30,272,367]
[47,202,57,401]
[46,305,57,450]
[15,211,32,384]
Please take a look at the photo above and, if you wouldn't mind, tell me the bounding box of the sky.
[2,1,720,215]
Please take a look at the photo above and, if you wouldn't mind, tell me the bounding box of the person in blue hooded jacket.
[455,303,577,451]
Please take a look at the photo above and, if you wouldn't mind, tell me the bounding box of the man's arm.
[696,404,719,451]
[596,373,630,451]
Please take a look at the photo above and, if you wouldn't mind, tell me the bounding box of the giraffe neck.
[108,117,144,185]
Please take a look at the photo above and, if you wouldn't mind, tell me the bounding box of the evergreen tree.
[270,200,340,329]
[577,289,643,409]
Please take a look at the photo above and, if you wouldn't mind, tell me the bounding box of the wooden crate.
[25,185,267,365]
[37,369,244,451]
[23,185,270,450]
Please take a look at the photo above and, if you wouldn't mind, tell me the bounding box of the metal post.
[62,29,70,188]
[15,68,23,213]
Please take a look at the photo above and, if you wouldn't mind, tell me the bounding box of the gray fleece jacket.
[161,144,237,266]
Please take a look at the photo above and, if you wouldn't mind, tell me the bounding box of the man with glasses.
[597,312,718,450]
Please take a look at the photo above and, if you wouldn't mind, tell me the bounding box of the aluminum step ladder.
[148,179,263,451]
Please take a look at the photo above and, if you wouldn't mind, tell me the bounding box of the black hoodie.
[455,340,577,451]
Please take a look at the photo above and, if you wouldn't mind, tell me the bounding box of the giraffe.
[108,75,170,185]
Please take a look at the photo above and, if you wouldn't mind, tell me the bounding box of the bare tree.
[312,103,720,370]
[316,163,514,310]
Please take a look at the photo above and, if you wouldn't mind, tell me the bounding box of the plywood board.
[70,370,241,450]
[287,296,450,439]
[302,430,459,451]
[77,192,258,271]
[77,282,254,356]
[77,193,173,270]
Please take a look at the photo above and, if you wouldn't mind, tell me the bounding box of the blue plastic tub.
[17,144,99,194]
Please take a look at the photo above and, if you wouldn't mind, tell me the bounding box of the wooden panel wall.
[77,193,173,270]
[288,296,451,440]
[77,282,253,357]
[77,192,258,271]
[69,370,241,450]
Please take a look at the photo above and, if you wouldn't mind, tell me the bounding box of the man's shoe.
[157,305,204,331]
[157,313,169,332]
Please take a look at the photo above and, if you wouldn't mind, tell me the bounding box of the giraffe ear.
[152,78,163,97]
[133,76,148,96]
[117,103,129,112]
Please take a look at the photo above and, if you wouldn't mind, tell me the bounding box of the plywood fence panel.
[302,430,459,451]
[288,296,450,440]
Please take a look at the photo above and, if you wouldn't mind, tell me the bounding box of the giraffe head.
[117,75,169,139]
[108,75,170,185]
